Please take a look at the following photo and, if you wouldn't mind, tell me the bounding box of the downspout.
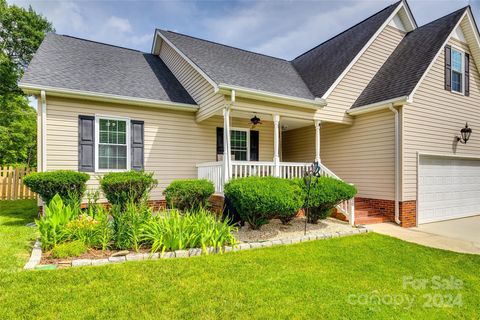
[388,104,401,224]
[40,90,47,172]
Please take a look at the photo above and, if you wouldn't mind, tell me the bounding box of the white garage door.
[418,155,480,224]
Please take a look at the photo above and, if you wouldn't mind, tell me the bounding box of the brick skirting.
[399,200,417,228]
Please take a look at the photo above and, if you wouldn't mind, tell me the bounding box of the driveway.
[368,216,480,254]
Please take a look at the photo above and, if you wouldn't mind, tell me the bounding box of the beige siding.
[318,26,405,124]
[159,41,225,121]
[283,109,395,200]
[403,37,480,200]
[45,97,274,201]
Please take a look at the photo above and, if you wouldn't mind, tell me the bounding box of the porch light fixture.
[250,115,262,126]
[456,123,472,144]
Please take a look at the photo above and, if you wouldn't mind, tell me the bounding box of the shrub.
[111,201,152,251]
[100,171,157,208]
[164,179,215,211]
[51,240,87,259]
[298,176,357,224]
[35,194,79,250]
[224,177,304,229]
[141,208,237,253]
[24,170,90,204]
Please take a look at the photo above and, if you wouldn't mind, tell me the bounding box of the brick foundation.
[399,200,417,228]
[208,194,225,217]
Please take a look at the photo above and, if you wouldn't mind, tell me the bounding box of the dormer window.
[451,48,464,93]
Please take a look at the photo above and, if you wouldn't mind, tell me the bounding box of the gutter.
[347,96,408,115]
[216,84,326,109]
[388,104,401,225]
[18,83,199,112]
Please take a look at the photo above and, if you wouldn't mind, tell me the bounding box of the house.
[19,0,480,227]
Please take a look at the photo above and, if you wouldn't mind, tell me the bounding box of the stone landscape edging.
[24,227,369,270]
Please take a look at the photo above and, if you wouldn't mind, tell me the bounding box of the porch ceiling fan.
[249,115,262,128]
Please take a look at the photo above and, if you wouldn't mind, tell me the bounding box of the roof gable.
[352,7,469,109]
[291,1,406,99]
[157,30,315,100]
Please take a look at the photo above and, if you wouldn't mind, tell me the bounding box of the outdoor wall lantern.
[456,123,472,144]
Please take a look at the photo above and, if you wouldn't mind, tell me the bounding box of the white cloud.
[105,16,133,33]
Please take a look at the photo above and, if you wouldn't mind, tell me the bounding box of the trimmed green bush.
[298,176,357,224]
[224,177,304,229]
[51,240,87,259]
[163,179,215,211]
[23,170,89,204]
[99,171,157,208]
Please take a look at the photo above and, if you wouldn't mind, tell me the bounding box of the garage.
[418,155,480,224]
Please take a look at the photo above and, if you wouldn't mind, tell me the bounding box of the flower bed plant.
[35,191,236,259]
[163,179,215,211]
[224,176,304,229]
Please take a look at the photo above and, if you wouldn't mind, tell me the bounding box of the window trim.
[450,47,465,95]
[94,114,131,172]
[230,127,250,161]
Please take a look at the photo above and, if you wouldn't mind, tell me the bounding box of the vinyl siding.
[318,25,405,124]
[159,41,225,121]
[45,97,274,201]
[403,37,480,200]
[283,109,395,200]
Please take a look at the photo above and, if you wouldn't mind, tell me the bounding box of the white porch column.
[273,114,280,177]
[223,106,232,183]
[314,120,321,163]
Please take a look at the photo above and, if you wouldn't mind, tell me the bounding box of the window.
[451,48,463,93]
[96,117,129,171]
[230,129,248,161]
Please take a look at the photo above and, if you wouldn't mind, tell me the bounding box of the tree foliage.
[0,0,53,166]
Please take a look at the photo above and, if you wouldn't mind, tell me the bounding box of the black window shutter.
[131,120,144,171]
[465,52,470,96]
[216,127,224,155]
[445,45,452,91]
[78,115,95,172]
[250,130,259,161]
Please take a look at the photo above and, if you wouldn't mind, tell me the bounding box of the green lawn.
[1,200,479,319]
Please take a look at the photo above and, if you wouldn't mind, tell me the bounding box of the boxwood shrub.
[100,171,157,208]
[23,170,90,204]
[164,179,215,211]
[224,176,304,229]
[298,176,357,224]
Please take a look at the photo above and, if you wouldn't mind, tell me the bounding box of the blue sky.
[8,0,479,60]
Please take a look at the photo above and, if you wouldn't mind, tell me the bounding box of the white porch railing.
[197,160,355,225]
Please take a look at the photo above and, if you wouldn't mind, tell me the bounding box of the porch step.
[355,214,390,225]
[355,209,381,217]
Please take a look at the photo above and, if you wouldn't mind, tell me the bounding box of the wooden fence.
[0,167,37,200]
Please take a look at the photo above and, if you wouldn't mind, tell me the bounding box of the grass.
[1,200,479,319]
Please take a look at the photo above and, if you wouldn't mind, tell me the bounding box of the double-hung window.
[96,117,129,171]
[451,48,464,93]
[230,129,249,161]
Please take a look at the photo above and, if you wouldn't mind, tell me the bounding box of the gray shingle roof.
[352,7,467,109]
[291,1,401,98]
[20,33,196,105]
[158,30,315,100]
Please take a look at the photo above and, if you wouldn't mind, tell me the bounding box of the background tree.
[0,0,53,166]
